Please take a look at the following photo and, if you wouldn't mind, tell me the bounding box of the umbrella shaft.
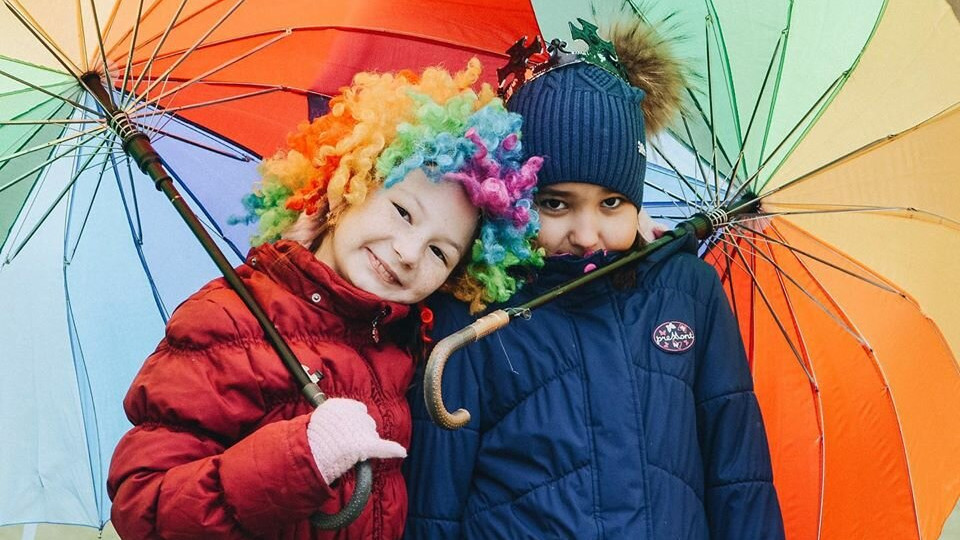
[508,213,712,316]
[78,73,323,406]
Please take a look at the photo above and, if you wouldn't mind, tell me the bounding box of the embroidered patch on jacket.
[653,321,695,353]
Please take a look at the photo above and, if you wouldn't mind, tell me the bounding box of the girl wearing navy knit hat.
[405,17,785,540]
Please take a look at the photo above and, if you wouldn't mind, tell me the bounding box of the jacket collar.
[246,240,411,327]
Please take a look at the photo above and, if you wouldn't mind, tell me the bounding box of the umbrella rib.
[5,136,113,262]
[738,217,940,307]
[60,269,107,517]
[128,0,247,112]
[131,95,260,163]
[0,78,75,99]
[722,233,816,384]
[748,228,818,374]
[139,74,177,140]
[120,152,143,244]
[754,7,794,194]
[710,233,753,277]
[128,86,280,118]
[162,161,246,260]
[63,135,114,263]
[729,72,846,207]
[94,0,131,62]
[736,226,829,528]
[649,142,709,209]
[86,0,116,101]
[703,15,720,206]
[756,205,960,229]
[108,150,170,320]
[123,24,518,76]
[679,112,712,194]
[75,0,89,72]
[764,221,875,347]
[757,101,960,202]
[722,31,785,204]
[128,78,322,97]
[0,127,107,188]
[0,90,78,146]
[136,122,251,162]
[704,235,755,356]
[4,0,83,76]
[643,179,707,212]
[704,0,758,205]
[729,227,870,346]
[729,221,901,294]
[681,86,738,175]
[0,66,100,116]
[116,0,146,107]
[0,118,103,126]
[126,31,289,117]
[0,125,106,168]
[119,0,188,110]
[762,220,923,537]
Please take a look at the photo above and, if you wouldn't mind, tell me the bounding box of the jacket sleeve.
[403,297,483,539]
[694,271,785,540]
[107,291,335,540]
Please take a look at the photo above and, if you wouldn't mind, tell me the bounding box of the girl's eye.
[430,245,448,264]
[601,197,625,209]
[393,202,411,222]
[538,198,567,211]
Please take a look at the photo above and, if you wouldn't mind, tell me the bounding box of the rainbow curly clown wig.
[238,59,543,313]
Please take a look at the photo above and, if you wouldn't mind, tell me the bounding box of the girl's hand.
[306,398,406,485]
[638,210,669,243]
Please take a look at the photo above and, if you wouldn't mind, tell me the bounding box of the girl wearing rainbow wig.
[107,59,542,540]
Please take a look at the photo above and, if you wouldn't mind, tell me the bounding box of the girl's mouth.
[367,249,400,286]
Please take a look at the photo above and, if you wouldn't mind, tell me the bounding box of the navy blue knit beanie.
[507,62,647,207]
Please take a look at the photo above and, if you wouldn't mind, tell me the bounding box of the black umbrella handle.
[80,73,372,529]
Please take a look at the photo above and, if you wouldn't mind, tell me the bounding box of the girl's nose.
[393,232,424,267]
[569,219,601,255]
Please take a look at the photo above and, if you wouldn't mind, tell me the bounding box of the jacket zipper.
[359,330,390,539]
[370,307,388,343]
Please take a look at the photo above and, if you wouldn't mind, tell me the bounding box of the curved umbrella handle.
[302,387,374,529]
[424,310,511,430]
[310,460,373,529]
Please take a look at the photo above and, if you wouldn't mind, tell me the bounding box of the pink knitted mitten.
[306,398,406,485]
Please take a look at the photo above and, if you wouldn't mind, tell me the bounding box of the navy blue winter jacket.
[404,231,784,539]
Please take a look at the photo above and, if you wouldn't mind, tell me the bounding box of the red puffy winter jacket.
[108,241,415,539]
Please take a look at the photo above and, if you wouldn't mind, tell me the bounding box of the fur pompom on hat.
[505,17,685,208]
[606,17,686,136]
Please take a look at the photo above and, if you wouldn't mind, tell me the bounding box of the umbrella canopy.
[421,1,960,539]
[2,0,958,538]
[0,0,542,529]
[613,0,960,538]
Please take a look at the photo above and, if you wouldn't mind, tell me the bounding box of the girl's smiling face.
[535,182,639,257]
[315,169,478,304]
